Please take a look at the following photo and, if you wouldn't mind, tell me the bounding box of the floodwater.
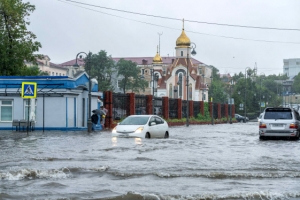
[1,122,300,200]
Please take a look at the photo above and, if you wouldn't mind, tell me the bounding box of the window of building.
[24,99,37,121]
[181,51,183,57]
[284,62,289,66]
[141,69,145,75]
[0,100,13,122]
[52,72,54,76]
[296,62,300,65]
[178,73,183,98]
[56,73,58,76]
[117,79,122,89]
[198,67,202,75]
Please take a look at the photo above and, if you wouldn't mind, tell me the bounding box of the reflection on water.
[134,138,142,145]
[111,136,143,146]
[111,136,118,146]
[1,124,300,199]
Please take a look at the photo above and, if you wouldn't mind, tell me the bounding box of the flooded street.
[1,122,300,200]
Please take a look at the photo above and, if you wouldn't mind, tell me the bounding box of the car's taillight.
[259,123,267,128]
[289,123,298,129]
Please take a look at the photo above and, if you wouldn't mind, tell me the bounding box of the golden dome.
[153,46,163,64]
[176,29,190,47]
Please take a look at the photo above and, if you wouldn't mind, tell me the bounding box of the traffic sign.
[21,82,37,98]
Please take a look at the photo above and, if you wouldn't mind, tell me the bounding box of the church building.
[112,24,212,101]
[55,24,213,102]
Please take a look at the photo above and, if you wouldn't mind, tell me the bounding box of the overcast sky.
[27,0,300,76]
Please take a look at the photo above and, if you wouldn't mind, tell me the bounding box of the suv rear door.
[260,107,300,138]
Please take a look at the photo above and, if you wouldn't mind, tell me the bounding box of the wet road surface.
[1,122,300,199]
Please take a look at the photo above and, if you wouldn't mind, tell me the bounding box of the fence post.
[178,98,182,119]
[232,104,235,118]
[162,96,169,119]
[189,101,193,118]
[200,101,204,116]
[218,103,221,119]
[146,95,152,114]
[225,103,228,122]
[128,93,135,115]
[104,91,113,128]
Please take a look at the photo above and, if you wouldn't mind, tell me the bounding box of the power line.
[59,0,300,44]
[63,0,300,32]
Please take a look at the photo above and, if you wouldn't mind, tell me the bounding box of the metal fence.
[169,98,178,119]
[182,100,187,118]
[221,104,225,118]
[213,103,218,119]
[112,93,230,120]
[154,97,163,116]
[193,101,200,118]
[112,93,129,120]
[135,95,147,115]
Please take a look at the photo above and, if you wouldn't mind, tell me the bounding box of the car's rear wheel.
[259,136,265,140]
[295,133,299,140]
[145,132,150,139]
[164,131,169,139]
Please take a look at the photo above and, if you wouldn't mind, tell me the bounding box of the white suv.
[259,107,300,140]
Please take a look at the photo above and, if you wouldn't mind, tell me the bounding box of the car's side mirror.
[150,122,156,126]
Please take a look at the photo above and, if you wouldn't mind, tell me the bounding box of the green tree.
[292,73,300,93]
[116,59,147,94]
[19,65,48,76]
[208,66,227,103]
[86,50,116,92]
[0,0,41,75]
[232,72,244,83]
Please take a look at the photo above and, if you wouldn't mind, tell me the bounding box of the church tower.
[175,19,191,58]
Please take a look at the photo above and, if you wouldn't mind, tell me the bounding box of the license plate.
[272,124,283,127]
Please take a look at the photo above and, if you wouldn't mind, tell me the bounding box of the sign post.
[21,82,37,134]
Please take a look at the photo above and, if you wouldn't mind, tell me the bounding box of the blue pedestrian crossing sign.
[21,82,37,98]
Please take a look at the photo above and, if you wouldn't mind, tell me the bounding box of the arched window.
[178,73,183,98]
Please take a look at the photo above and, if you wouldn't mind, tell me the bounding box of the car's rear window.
[264,108,292,120]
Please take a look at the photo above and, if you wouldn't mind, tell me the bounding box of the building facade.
[26,55,68,76]
[46,25,212,101]
[112,26,212,101]
[0,73,101,130]
[283,58,300,78]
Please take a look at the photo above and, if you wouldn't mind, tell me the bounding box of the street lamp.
[259,72,265,113]
[151,69,159,114]
[74,52,92,133]
[186,42,197,127]
[229,79,234,124]
[202,73,205,101]
[244,67,251,123]
[210,75,214,125]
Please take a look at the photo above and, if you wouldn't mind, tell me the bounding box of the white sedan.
[112,115,169,138]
